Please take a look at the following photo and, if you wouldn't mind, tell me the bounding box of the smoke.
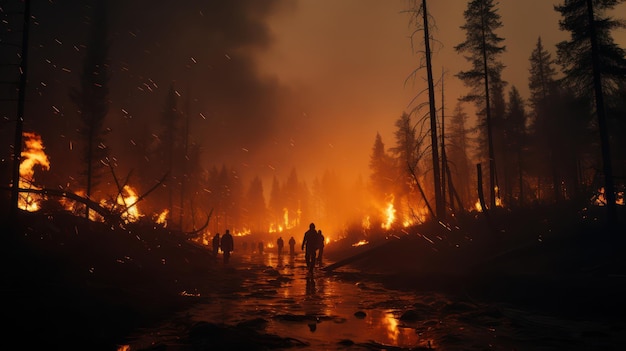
[105,0,302,178]
[12,0,307,188]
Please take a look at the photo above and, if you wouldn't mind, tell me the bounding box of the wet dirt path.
[120,251,624,350]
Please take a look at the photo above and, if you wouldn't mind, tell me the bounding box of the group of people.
[210,223,326,271]
[276,236,298,257]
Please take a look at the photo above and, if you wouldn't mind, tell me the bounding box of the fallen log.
[322,237,401,272]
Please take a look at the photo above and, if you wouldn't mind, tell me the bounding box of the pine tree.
[158,83,183,223]
[555,0,626,225]
[527,37,567,203]
[528,37,557,110]
[369,132,396,203]
[454,0,506,210]
[70,0,111,217]
[447,102,473,208]
[504,86,527,206]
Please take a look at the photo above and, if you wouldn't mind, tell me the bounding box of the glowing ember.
[154,209,169,226]
[352,240,369,247]
[592,187,625,206]
[17,132,51,211]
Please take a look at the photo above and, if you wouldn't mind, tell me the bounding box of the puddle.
[121,251,623,350]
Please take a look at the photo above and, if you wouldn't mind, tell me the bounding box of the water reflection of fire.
[18,132,50,212]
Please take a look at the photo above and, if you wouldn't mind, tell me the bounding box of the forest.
[1,0,624,243]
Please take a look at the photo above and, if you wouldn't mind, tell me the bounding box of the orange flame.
[18,132,51,211]
[381,195,396,230]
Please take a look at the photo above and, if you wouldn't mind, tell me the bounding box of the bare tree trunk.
[480,2,497,210]
[11,0,31,216]
[421,0,443,220]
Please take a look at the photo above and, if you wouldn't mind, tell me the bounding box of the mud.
[120,251,625,351]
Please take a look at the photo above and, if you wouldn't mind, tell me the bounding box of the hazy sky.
[256,0,626,184]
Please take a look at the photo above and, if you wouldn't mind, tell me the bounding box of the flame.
[381,197,396,230]
[17,132,51,211]
[352,239,369,247]
[362,215,371,230]
[117,185,141,222]
[593,187,625,206]
[268,207,300,233]
[154,209,169,226]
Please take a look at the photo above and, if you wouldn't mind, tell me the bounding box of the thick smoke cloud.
[9,0,301,188]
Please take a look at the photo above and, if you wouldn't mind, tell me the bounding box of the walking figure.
[277,236,284,256]
[220,229,234,264]
[212,233,220,258]
[288,236,296,256]
[302,223,321,273]
[317,230,325,266]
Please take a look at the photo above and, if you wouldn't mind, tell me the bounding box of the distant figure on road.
[212,233,220,257]
[317,230,325,266]
[277,236,284,256]
[302,223,321,272]
[288,236,296,256]
[258,241,264,255]
[220,229,234,264]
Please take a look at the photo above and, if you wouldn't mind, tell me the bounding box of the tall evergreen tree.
[369,133,396,201]
[159,83,182,222]
[268,175,283,230]
[528,37,557,110]
[555,0,626,225]
[447,102,473,208]
[504,86,527,205]
[527,37,566,203]
[70,0,111,217]
[455,0,506,209]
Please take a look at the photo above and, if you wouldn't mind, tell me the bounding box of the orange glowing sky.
[254,0,626,184]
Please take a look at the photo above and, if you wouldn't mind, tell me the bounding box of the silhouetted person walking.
[302,223,320,273]
[220,229,234,264]
[277,236,284,256]
[288,236,296,256]
[317,230,325,266]
[212,233,220,258]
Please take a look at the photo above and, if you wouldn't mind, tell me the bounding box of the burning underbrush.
[325,202,625,283]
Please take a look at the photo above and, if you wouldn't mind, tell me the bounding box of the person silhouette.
[302,223,320,273]
[317,230,325,266]
[212,233,220,258]
[288,236,296,256]
[277,236,284,256]
[220,229,234,264]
